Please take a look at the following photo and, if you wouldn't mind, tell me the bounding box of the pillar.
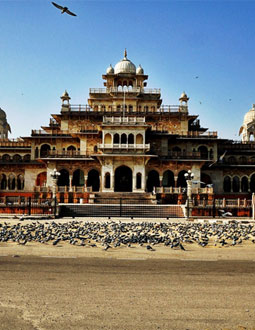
[69,175,72,192]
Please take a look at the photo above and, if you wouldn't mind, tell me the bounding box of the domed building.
[0,51,255,218]
[239,104,255,142]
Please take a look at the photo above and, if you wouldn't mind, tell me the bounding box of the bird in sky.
[195,76,199,79]
[208,150,227,167]
[51,2,77,16]
[229,98,232,101]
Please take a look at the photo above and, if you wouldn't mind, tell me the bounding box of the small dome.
[0,108,6,119]
[61,90,70,99]
[180,92,188,99]
[114,50,136,74]
[179,91,189,102]
[136,65,144,75]
[106,64,114,74]
[243,104,255,126]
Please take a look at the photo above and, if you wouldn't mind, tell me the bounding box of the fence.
[0,197,57,216]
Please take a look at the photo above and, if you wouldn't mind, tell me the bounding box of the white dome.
[136,65,144,75]
[106,64,114,74]
[243,104,255,126]
[114,50,136,74]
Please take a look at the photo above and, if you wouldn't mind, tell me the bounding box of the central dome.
[243,104,255,125]
[114,50,136,74]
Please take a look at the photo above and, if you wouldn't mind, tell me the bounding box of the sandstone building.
[0,51,255,201]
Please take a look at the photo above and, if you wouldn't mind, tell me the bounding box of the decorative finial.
[124,48,127,59]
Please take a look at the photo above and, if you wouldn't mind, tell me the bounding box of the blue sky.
[1,0,255,139]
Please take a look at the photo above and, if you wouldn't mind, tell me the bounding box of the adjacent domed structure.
[239,104,255,142]
[106,64,114,74]
[114,50,136,74]
[136,65,144,75]
[0,108,11,139]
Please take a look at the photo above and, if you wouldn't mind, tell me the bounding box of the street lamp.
[50,168,60,201]
[184,170,194,219]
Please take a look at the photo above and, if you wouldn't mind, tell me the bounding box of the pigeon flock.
[0,220,255,250]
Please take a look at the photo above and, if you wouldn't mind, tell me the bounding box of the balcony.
[40,150,91,159]
[157,151,214,161]
[31,129,71,137]
[155,187,213,194]
[103,116,146,125]
[69,104,187,114]
[89,87,161,95]
[97,143,150,152]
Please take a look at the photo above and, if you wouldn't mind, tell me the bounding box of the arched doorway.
[223,176,231,192]
[198,146,208,159]
[147,170,160,192]
[177,170,187,188]
[36,172,47,186]
[162,170,174,187]
[250,174,255,193]
[57,169,69,187]
[241,177,249,192]
[87,169,100,192]
[201,173,212,185]
[114,166,132,192]
[40,144,51,158]
[72,169,84,186]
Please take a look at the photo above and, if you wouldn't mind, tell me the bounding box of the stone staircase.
[59,202,185,219]
[93,192,157,204]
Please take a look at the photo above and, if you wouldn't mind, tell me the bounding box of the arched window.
[129,105,133,112]
[162,170,174,187]
[177,170,187,188]
[239,156,247,165]
[250,174,255,193]
[40,144,51,158]
[105,172,110,189]
[23,154,31,162]
[72,169,84,187]
[228,156,237,165]
[8,174,15,190]
[147,170,160,192]
[251,157,255,164]
[201,173,212,185]
[13,154,22,162]
[198,146,208,159]
[241,177,249,192]
[57,169,69,187]
[2,154,10,162]
[17,175,24,190]
[0,174,7,190]
[128,134,134,144]
[136,134,143,144]
[223,176,231,192]
[121,133,127,144]
[104,133,112,144]
[136,173,142,189]
[67,145,76,151]
[233,176,240,192]
[87,169,100,191]
[36,172,47,186]
[114,134,119,144]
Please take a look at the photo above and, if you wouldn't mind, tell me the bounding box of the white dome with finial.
[243,104,255,126]
[114,49,136,74]
[136,65,144,75]
[106,64,114,74]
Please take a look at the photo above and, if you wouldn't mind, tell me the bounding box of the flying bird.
[52,2,77,16]
[209,150,227,168]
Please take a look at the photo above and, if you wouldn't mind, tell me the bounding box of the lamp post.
[184,170,194,219]
[50,168,60,205]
